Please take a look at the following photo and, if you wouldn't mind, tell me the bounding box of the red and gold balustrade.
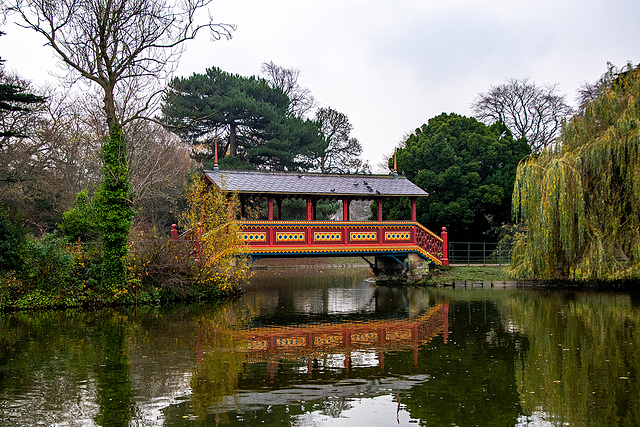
[235,220,448,265]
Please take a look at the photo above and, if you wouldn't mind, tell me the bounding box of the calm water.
[1,271,639,426]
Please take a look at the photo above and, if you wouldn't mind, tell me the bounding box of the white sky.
[1,0,638,169]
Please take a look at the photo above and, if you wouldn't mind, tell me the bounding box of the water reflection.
[0,274,639,426]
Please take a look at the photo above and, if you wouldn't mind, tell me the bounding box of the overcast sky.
[1,0,638,170]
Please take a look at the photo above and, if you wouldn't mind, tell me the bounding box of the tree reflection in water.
[0,276,639,426]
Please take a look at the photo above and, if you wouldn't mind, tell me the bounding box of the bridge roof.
[203,170,428,199]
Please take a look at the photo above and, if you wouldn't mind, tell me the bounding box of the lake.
[1,269,639,426]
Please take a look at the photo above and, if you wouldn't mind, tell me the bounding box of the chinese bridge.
[200,168,449,278]
[197,302,449,377]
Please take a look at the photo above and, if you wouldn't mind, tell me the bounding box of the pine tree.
[0,32,46,139]
[162,66,322,171]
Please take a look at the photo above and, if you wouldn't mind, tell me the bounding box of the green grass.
[428,265,512,285]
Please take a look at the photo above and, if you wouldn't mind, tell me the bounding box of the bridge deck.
[237,220,448,265]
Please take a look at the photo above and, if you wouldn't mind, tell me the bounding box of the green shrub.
[59,190,101,243]
[0,203,23,272]
[18,233,76,293]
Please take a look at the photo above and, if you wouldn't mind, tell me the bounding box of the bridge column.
[441,227,449,266]
[227,196,234,220]
[377,199,383,221]
[268,197,274,221]
[411,198,417,221]
[342,197,350,221]
[306,198,313,221]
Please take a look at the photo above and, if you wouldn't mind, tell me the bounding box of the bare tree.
[261,61,317,118]
[577,61,636,112]
[3,0,234,286]
[0,79,104,232]
[315,107,368,174]
[472,78,574,153]
[127,119,194,229]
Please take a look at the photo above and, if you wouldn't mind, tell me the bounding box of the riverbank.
[250,259,639,289]
[427,264,515,286]
[250,257,514,285]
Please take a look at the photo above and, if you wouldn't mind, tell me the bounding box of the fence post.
[196,222,203,262]
[441,227,449,266]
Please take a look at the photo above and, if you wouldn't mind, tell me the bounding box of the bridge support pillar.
[373,253,431,285]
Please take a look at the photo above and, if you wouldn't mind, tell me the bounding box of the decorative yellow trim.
[276,232,305,242]
[350,232,377,241]
[238,232,267,242]
[314,232,342,241]
[238,220,416,228]
[385,232,411,240]
[276,337,307,347]
[241,245,443,265]
[314,334,343,347]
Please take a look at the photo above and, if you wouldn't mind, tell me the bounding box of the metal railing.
[447,241,509,265]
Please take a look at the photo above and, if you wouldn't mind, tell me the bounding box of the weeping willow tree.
[510,64,640,280]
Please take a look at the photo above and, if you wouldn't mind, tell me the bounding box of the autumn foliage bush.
[0,179,251,310]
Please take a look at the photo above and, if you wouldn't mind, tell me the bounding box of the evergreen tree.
[385,113,530,241]
[510,64,640,280]
[162,66,322,171]
[0,32,46,139]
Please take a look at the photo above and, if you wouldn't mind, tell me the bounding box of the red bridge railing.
[234,220,449,265]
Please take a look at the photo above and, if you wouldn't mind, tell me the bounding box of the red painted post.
[411,198,417,221]
[443,302,449,344]
[268,197,274,221]
[441,227,449,266]
[377,199,383,221]
[342,198,349,221]
[196,222,203,262]
[171,224,177,241]
[227,196,234,220]
[306,198,313,221]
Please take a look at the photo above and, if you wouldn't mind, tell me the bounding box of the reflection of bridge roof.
[203,170,428,199]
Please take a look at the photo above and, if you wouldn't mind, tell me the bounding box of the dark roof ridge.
[204,169,406,179]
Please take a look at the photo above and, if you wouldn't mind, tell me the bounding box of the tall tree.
[385,113,530,240]
[472,78,573,153]
[261,61,317,118]
[162,66,322,171]
[314,106,368,173]
[510,64,640,281]
[0,32,45,139]
[4,0,233,288]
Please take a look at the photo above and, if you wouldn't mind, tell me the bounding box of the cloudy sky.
[1,0,638,169]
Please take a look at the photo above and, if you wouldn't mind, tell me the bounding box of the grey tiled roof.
[203,170,428,198]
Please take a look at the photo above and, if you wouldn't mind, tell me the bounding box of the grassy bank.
[427,265,512,285]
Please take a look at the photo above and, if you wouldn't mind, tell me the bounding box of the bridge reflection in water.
[207,302,449,380]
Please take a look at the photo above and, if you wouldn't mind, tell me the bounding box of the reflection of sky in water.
[295,395,418,426]
[326,288,376,315]
[3,282,638,426]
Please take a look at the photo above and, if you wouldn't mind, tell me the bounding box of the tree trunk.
[229,122,238,156]
[97,85,134,290]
